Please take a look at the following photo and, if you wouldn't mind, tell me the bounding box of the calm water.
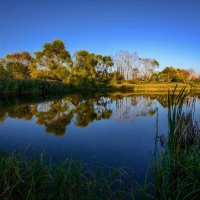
[0,93,200,183]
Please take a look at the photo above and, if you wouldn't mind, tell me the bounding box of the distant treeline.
[0,40,199,94]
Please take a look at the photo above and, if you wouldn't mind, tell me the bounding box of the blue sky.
[0,0,200,71]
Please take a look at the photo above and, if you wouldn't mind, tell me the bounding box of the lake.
[0,93,200,183]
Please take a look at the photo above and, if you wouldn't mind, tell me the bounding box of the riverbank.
[110,82,200,93]
[1,78,200,96]
[0,78,73,96]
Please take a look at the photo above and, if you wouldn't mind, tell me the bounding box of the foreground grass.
[0,152,145,200]
[152,86,200,199]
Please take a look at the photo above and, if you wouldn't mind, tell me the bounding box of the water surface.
[0,93,199,183]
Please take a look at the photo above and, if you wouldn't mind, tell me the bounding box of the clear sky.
[0,0,200,71]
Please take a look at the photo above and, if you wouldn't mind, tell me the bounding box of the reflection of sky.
[0,95,198,184]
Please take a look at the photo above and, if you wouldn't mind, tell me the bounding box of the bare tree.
[113,51,139,80]
[113,50,159,81]
[188,68,199,80]
[139,58,159,81]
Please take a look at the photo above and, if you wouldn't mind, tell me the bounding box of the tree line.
[0,39,199,89]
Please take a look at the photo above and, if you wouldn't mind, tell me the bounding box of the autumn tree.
[157,66,178,82]
[157,66,193,83]
[0,59,8,78]
[177,69,190,82]
[2,52,35,79]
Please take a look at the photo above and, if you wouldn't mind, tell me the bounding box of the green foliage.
[73,50,113,83]
[5,62,31,79]
[0,40,199,95]
[0,153,137,200]
[156,66,192,83]
[34,40,72,81]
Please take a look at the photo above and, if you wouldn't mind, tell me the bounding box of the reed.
[152,85,200,199]
[0,78,74,96]
[0,152,138,200]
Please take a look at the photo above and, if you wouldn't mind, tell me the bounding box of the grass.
[0,152,141,200]
[110,82,192,93]
[0,78,73,96]
[1,78,200,97]
[152,85,200,199]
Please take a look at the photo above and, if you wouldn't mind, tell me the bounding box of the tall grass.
[152,85,200,199]
[0,78,73,96]
[0,152,139,200]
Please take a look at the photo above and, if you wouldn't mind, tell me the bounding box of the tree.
[132,68,140,81]
[158,66,178,82]
[6,62,31,79]
[139,58,159,81]
[96,55,113,82]
[34,40,72,81]
[74,50,97,78]
[5,52,33,66]
[113,51,159,82]
[73,51,114,84]
[158,66,191,83]
[0,59,8,79]
[187,68,199,81]
[2,52,35,79]
[177,69,190,82]
[114,51,138,80]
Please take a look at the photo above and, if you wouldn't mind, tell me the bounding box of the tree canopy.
[0,39,199,87]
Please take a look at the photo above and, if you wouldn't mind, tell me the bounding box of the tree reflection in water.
[114,95,158,122]
[0,94,194,136]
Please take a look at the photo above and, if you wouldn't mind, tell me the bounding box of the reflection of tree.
[154,94,189,108]
[0,93,194,136]
[0,105,34,123]
[0,95,113,136]
[154,95,168,108]
[114,95,158,122]
[0,111,7,124]
[7,105,33,120]
[74,97,112,127]
[34,100,74,136]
